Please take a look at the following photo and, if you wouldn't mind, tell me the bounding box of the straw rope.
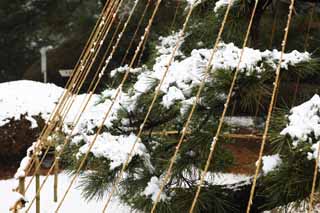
[102,2,197,212]
[246,0,296,212]
[23,0,120,194]
[22,0,116,188]
[189,1,260,210]
[23,0,123,210]
[53,1,162,212]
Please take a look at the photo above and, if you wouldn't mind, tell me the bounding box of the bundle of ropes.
[10,0,318,212]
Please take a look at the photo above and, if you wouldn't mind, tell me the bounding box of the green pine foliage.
[57,0,320,212]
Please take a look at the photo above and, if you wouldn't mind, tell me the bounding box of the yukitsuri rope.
[102,2,198,212]
[120,0,151,66]
[23,0,119,194]
[308,6,320,206]
[246,0,296,212]
[170,0,181,30]
[53,1,162,212]
[23,1,122,210]
[22,0,115,191]
[188,0,259,211]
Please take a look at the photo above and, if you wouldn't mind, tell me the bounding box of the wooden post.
[35,155,40,213]
[54,150,59,202]
[19,177,25,196]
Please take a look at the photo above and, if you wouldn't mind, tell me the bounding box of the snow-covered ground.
[0,173,132,213]
[1,172,253,212]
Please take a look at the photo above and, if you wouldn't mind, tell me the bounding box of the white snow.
[280,95,320,144]
[143,176,169,202]
[0,80,64,127]
[76,132,149,170]
[1,173,132,213]
[132,40,310,110]
[261,154,282,174]
[224,116,255,127]
[14,142,37,178]
[0,80,138,135]
[214,0,236,13]
[162,86,185,109]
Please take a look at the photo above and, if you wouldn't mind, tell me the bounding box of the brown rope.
[23,0,122,209]
[246,0,296,211]
[308,6,320,210]
[53,0,161,211]
[102,2,196,212]
[23,0,119,194]
[170,0,181,30]
[304,3,315,52]
[137,22,151,66]
[188,0,259,211]
[120,0,151,66]
[22,0,116,189]
[269,3,279,49]
[152,0,236,210]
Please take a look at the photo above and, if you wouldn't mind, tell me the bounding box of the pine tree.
[59,0,320,212]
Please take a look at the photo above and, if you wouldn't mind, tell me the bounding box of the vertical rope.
[304,3,315,52]
[269,4,279,49]
[292,3,315,107]
[246,0,296,211]
[188,0,259,211]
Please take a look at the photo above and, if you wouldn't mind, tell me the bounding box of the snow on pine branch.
[280,94,320,161]
[75,132,152,170]
[143,176,170,203]
[214,0,237,13]
[130,33,310,109]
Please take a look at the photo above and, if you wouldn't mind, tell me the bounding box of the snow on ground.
[0,173,132,213]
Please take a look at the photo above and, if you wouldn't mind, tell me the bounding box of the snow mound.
[0,80,123,135]
[0,80,64,127]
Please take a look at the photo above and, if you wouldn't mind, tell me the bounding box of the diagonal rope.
[23,0,123,208]
[102,2,198,212]
[120,0,151,66]
[52,1,162,212]
[137,24,151,66]
[23,0,120,194]
[269,2,279,49]
[188,0,259,211]
[23,0,123,204]
[21,0,115,186]
[291,3,316,108]
[308,5,320,209]
[170,0,181,30]
[304,3,315,52]
[53,0,121,129]
[246,0,296,212]
[150,0,259,211]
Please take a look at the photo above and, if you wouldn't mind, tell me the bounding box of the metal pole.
[40,46,52,83]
